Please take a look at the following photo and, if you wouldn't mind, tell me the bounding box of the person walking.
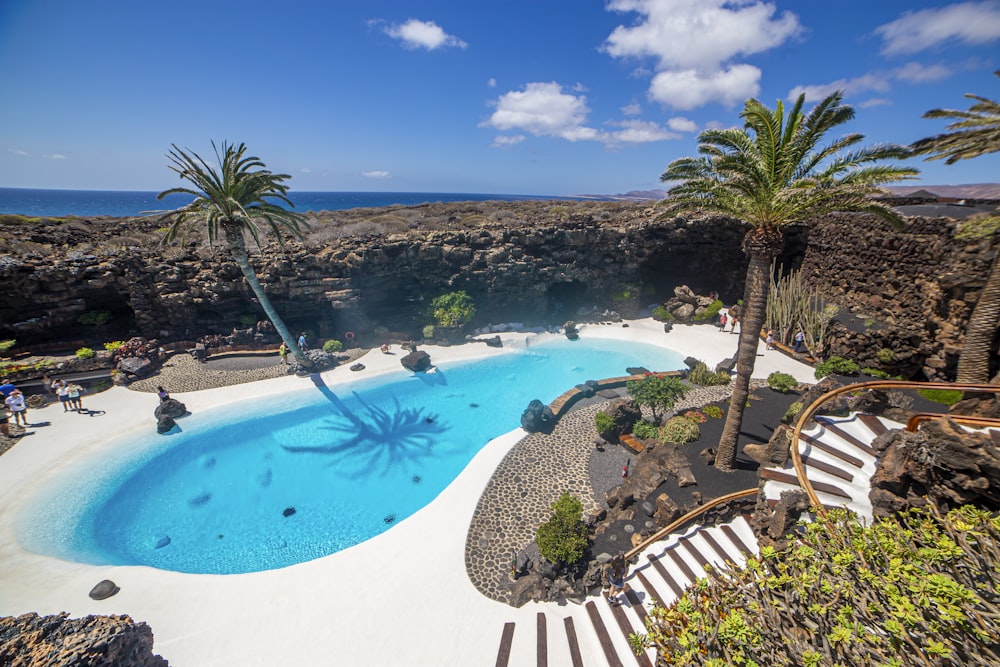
[297,332,308,351]
[718,312,727,332]
[5,389,28,427]
[279,341,289,365]
[604,552,629,605]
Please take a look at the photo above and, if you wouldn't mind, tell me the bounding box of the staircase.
[493,404,1000,666]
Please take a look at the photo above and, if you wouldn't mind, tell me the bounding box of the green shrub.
[659,416,700,444]
[238,313,258,326]
[594,412,616,438]
[652,305,674,322]
[429,290,475,327]
[689,362,731,386]
[917,388,964,406]
[626,374,689,421]
[814,356,860,379]
[0,339,15,355]
[78,310,111,326]
[535,492,588,566]
[702,405,723,419]
[692,299,724,322]
[876,347,895,363]
[782,401,803,424]
[861,367,892,379]
[631,420,659,440]
[76,347,95,359]
[90,380,112,393]
[767,371,798,393]
[322,339,344,353]
[103,340,124,352]
[422,324,435,339]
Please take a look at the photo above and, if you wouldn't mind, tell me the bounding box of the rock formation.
[0,613,169,667]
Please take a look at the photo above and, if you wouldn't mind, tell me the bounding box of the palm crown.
[158,141,307,247]
[661,92,917,230]
[910,70,1000,164]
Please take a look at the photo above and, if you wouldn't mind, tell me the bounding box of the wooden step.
[634,568,669,608]
[585,601,626,667]
[563,617,584,667]
[801,431,865,467]
[720,523,756,556]
[537,613,547,667]
[607,598,653,667]
[858,414,889,437]
[814,418,878,456]
[699,528,737,564]
[760,468,852,499]
[800,453,855,482]
[647,553,686,598]
[663,544,699,583]
[495,622,515,667]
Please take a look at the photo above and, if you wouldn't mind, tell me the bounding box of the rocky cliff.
[0,199,995,379]
[0,613,168,667]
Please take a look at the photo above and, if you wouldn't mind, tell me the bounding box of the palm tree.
[661,92,917,472]
[157,141,313,369]
[911,72,1000,384]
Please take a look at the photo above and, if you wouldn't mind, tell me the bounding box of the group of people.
[52,378,85,413]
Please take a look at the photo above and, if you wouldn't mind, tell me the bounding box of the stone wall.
[0,202,995,379]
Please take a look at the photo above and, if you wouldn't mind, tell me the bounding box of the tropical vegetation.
[535,492,588,566]
[660,92,917,472]
[429,290,476,327]
[156,141,311,368]
[626,373,688,422]
[911,71,1000,383]
[632,505,1000,666]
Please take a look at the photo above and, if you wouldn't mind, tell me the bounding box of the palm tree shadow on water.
[279,374,450,477]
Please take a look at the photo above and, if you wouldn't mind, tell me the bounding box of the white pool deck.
[0,319,816,666]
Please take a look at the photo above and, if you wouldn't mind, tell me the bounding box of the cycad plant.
[157,141,312,369]
[661,92,916,472]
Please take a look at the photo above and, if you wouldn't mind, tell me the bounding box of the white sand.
[0,319,814,666]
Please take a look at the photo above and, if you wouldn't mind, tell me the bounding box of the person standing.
[766,329,775,350]
[279,341,289,365]
[298,332,308,351]
[5,389,28,427]
[67,383,83,412]
[0,379,15,398]
[54,379,71,412]
[604,552,629,605]
[718,312,727,332]
[793,329,806,353]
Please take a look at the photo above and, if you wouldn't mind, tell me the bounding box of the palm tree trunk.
[224,227,313,369]
[716,230,781,472]
[956,249,1000,384]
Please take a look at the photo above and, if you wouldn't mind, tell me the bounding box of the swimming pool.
[18,335,684,574]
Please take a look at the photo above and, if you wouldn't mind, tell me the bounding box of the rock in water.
[156,415,176,434]
[154,398,187,419]
[400,350,432,372]
[520,399,556,433]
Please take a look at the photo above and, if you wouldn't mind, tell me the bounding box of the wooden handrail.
[790,380,1000,513]
[623,487,758,561]
[905,413,1000,432]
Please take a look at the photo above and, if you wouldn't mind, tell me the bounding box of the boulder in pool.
[401,350,432,373]
[155,398,187,420]
[520,399,556,434]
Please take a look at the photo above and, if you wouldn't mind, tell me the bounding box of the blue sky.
[1,0,998,196]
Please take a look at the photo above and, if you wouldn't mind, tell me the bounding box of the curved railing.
[623,487,758,561]
[790,380,1000,513]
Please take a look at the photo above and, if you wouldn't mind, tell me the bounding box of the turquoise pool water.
[20,336,684,574]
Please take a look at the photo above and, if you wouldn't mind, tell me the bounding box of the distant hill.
[577,189,667,201]
[883,184,1000,199]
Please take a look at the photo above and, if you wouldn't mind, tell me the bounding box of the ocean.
[0,187,584,218]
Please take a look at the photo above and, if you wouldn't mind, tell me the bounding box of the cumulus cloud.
[44,153,66,160]
[620,102,642,116]
[650,65,762,110]
[667,116,697,132]
[860,98,893,108]
[483,82,598,141]
[384,19,467,50]
[483,82,678,147]
[491,135,525,148]
[299,167,313,174]
[8,148,27,156]
[876,1,1000,55]
[789,62,950,103]
[603,0,801,108]
[487,77,496,88]
[362,170,391,179]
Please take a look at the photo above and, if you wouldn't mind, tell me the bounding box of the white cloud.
[362,170,391,179]
[491,135,526,149]
[860,98,893,109]
[8,148,27,156]
[299,167,312,174]
[650,65,761,109]
[621,102,642,116]
[483,82,598,141]
[44,153,66,160]
[385,19,467,50]
[487,77,496,88]
[876,1,1000,55]
[894,62,951,82]
[603,0,800,108]
[606,119,680,144]
[667,116,697,132]
[789,73,891,102]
